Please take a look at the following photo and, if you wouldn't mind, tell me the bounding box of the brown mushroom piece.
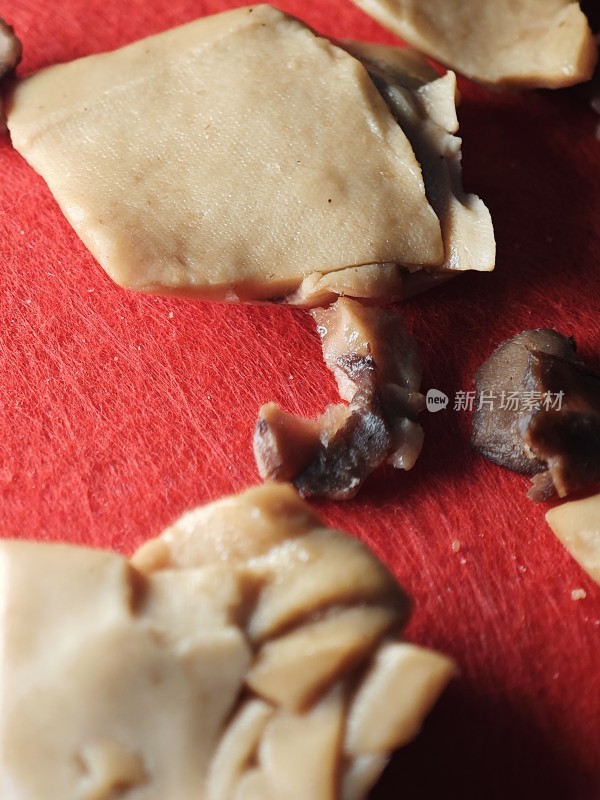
[472,329,600,502]
[0,484,455,799]
[0,18,22,127]
[349,0,597,90]
[7,5,494,306]
[254,298,425,499]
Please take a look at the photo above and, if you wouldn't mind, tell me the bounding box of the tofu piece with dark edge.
[7,5,494,306]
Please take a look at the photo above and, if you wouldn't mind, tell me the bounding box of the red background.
[1,1,599,797]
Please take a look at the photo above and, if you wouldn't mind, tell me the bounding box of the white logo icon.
[426,389,448,412]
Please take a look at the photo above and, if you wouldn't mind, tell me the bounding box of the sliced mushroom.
[0,484,454,799]
[350,0,597,90]
[521,350,600,501]
[472,330,577,475]
[7,5,493,306]
[254,297,425,499]
[472,329,600,501]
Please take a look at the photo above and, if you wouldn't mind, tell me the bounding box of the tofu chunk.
[7,5,493,306]
[350,0,596,90]
[0,484,455,799]
[546,493,600,584]
[0,543,250,800]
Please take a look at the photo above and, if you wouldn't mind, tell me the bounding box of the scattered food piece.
[342,41,494,277]
[344,642,456,754]
[546,493,600,584]
[0,17,22,127]
[0,19,20,81]
[349,0,596,90]
[7,5,493,306]
[520,347,600,501]
[0,484,455,799]
[472,329,600,501]
[0,542,247,799]
[571,588,587,600]
[254,298,425,499]
[472,329,577,473]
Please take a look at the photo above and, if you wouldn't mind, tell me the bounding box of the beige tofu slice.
[340,754,390,800]
[251,685,346,800]
[0,541,249,800]
[546,493,600,585]
[132,482,322,572]
[206,699,274,800]
[7,5,493,306]
[350,0,597,90]
[245,605,399,710]
[344,642,457,754]
[234,770,273,800]
[8,5,439,303]
[343,42,494,275]
[244,527,408,642]
[0,484,454,799]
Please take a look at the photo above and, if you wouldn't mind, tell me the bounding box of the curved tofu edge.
[345,642,457,754]
[0,484,456,800]
[546,494,600,585]
[7,4,452,305]
[345,40,495,273]
[350,0,597,90]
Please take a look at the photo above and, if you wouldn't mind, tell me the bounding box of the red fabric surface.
[1,1,599,797]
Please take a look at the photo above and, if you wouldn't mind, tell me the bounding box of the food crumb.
[571,588,587,601]
[460,558,467,565]
[451,539,461,553]
[168,311,174,319]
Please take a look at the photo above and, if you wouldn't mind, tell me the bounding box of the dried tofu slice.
[0,484,454,799]
[344,42,494,274]
[245,606,398,710]
[344,642,456,754]
[8,4,446,304]
[546,494,600,584]
[0,542,250,800]
[206,700,274,800]
[253,685,345,800]
[350,0,597,89]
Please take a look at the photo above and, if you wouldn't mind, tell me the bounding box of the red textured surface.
[1,1,599,797]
